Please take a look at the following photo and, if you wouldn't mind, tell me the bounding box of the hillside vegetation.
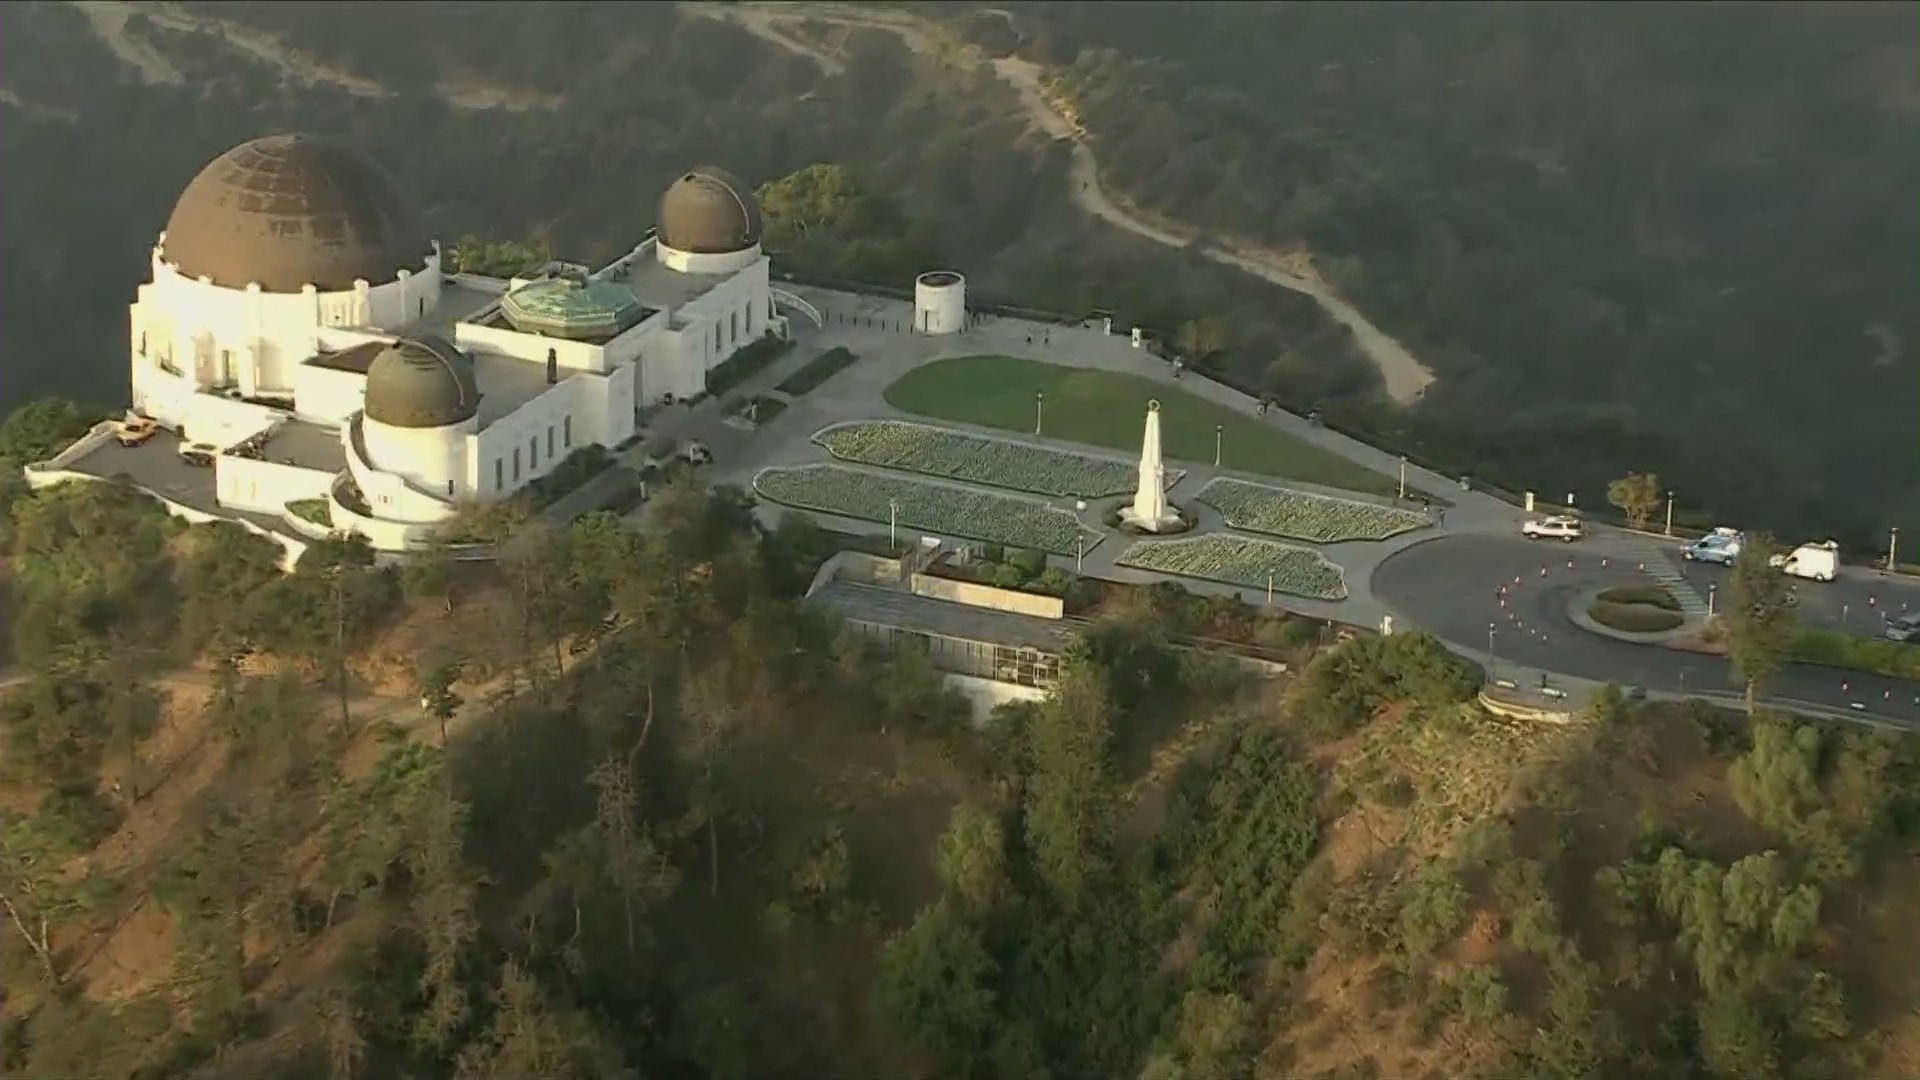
[2,403,1919,1079]
[991,0,1920,543]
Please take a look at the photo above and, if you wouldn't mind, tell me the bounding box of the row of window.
[493,414,573,491]
[708,294,776,356]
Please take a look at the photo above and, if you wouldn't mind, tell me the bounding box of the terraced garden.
[814,419,1181,499]
[1117,534,1348,600]
[753,464,1100,555]
[1197,477,1428,543]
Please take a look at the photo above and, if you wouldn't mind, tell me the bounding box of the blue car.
[1681,528,1744,566]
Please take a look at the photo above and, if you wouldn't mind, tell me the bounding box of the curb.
[1563,585,1702,647]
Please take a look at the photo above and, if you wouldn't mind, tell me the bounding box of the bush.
[1291,632,1481,739]
[1791,627,1920,679]
[1009,548,1048,577]
[1597,584,1680,611]
[526,445,612,508]
[1031,567,1073,596]
[981,542,1006,563]
[706,332,794,396]
[991,563,1026,590]
[1588,600,1684,634]
[775,346,859,396]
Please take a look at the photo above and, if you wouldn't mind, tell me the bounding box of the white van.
[1769,540,1839,582]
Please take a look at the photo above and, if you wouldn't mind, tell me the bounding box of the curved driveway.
[1373,534,1920,727]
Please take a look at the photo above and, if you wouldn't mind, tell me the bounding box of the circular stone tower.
[913,271,967,335]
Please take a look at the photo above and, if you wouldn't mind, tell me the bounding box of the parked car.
[1884,612,1920,643]
[112,416,158,446]
[1681,527,1744,565]
[178,440,219,467]
[1769,540,1840,583]
[1521,515,1583,542]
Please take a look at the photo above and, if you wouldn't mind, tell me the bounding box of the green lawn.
[884,356,1394,495]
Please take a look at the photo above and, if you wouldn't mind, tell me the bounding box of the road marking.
[1632,542,1712,616]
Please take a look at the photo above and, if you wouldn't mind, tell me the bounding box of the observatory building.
[32,136,785,555]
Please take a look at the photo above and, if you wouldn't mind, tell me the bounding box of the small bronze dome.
[363,334,480,429]
[162,134,432,293]
[658,167,762,255]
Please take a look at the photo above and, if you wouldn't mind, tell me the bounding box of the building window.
[418,299,426,316]
[495,458,504,489]
[528,435,538,470]
[513,447,521,482]
[745,300,753,336]
[730,310,738,346]
[563,415,573,447]
[139,331,148,356]
[547,426,555,458]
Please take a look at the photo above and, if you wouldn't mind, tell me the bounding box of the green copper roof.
[499,277,650,341]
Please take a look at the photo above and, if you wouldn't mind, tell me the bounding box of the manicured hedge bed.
[776,347,860,396]
[1596,584,1680,611]
[1588,600,1683,634]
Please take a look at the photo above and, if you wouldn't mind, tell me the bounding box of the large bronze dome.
[161,134,433,293]
[363,334,480,429]
[658,167,762,255]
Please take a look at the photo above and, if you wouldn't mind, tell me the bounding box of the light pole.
[1665,491,1675,537]
[1075,533,1085,573]
[1707,583,1716,619]
[1891,526,1900,572]
[888,497,900,549]
[1487,622,1496,652]
[1266,571,1274,606]
[1214,424,1224,467]
[1034,391,1045,436]
[1398,456,1408,501]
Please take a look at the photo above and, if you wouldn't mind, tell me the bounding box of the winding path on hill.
[680,1,1436,404]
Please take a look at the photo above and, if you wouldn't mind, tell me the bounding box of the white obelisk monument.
[1122,400,1182,532]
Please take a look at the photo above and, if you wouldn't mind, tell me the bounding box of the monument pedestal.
[1122,400,1183,532]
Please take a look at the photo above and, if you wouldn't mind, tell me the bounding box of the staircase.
[1632,541,1712,617]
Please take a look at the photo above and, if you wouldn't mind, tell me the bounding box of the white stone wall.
[363,415,474,501]
[655,241,762,276]
[292,363,369,424]
[216,456,335,514]
[132,244,443,398]
[469,379,593,497]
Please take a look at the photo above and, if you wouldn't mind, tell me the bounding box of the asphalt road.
[1373,534,1920,727]
[1664,551,1920,635]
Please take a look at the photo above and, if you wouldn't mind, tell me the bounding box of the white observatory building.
[31,134,785,557]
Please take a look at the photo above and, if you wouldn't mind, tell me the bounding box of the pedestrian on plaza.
[1437,507,1447,527]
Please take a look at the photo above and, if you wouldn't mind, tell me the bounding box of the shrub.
[1790,627,1920,679]
[1291,632,1481,739]
[526,445,612,508]
[1009,548,1048,577]
[1589,600,1683,634]
[1032,567,1073,596]
[1597,584,1680,611]
[982,542,1006,563]
[991,563,1026,590]
[706,332,794,396]
[775,346,859,396]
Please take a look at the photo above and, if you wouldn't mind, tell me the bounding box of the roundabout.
[1371,532,1920,727]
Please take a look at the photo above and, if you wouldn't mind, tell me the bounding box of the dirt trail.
[71,1,558,112]
[687,1,1437,404]
[71,1,183,85]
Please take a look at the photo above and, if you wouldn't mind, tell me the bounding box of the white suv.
[1521,515,1583,542]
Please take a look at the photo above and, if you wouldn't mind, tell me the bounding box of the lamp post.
[1266,571,1274,606]
[1034,391,1045,436]
[888,497,900,549]
[1891,526,1900,572]
[1398,456,1408,501]
[1075,532,1085,574]
[1665,491,1675,537]
[1707,583,1717,619]
[1214,424,1224,467]
[1487,622,1496,652]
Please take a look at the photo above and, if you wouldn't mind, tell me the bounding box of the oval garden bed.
[1588,585,1684,634]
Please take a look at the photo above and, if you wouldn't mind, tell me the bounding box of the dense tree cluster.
[996,1,1919,543]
